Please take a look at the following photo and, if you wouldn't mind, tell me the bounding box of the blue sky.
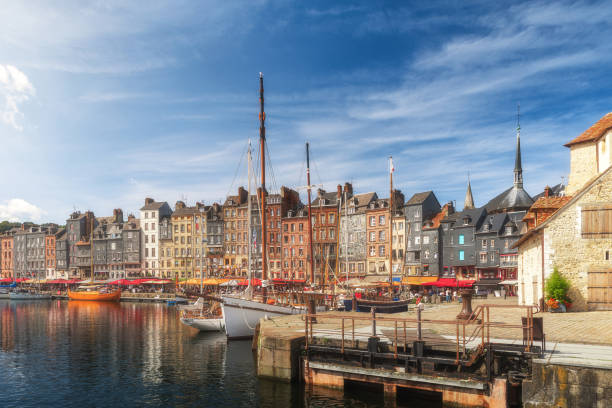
[2,0,612,223]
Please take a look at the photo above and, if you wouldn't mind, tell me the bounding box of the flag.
[389,156,395,174]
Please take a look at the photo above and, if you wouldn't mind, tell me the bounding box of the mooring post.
[371,307,376,336]
[308,299,317,324]
[416,306,422,341]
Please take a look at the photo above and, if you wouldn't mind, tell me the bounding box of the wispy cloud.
[0,65,35,131]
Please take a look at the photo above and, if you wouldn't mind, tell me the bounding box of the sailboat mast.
[306,142,314,286]
[388,156,393,295]
[259,73,267,285]
[247,141,252,298]
[344,189,349,286]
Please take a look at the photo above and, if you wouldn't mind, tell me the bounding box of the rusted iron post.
[456,288,475,320]
[341,318,345,355]
[305,314,309,350]
[371,307,376,337]
[394,320,398,359]
[455,322,460,363]
[416,306,422,341]
[308,299,317,324]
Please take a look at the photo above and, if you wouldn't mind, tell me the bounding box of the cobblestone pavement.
[262,296,612,346]
[418,297,612,346]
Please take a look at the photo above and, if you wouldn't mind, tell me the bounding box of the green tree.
[545,267,571,302]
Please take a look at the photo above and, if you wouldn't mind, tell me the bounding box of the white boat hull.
[181,317,225,332]
[9,293,51,300]
[221,296,303,339]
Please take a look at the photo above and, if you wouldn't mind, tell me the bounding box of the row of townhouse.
[1,120,558,287]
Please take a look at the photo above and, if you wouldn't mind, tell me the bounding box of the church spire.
[514,103,523,188]
[464,172,475,210]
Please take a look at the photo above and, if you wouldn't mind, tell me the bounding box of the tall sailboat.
[221,73,303,339]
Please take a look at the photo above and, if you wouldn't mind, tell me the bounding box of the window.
[424,250,430,259]
[370,232,376,242]
[379,215,386,225]
[459,250,465,261]
[490,239,495,247]
[458,234,465,245]
[482,240,487,249]
[423,236,429,244]
[379,230,385,241]
[415,236,420,245]
[330,229,335,239]
[369,216,375,226]
[369,246,375,256]
[490,253,495,262]
[581,205,612,237]
[480,253,487,262]
[320,215,326,224]
[379,246,385,256]
[329,214,335,224]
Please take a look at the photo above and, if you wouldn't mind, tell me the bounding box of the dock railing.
[304,304,538,364]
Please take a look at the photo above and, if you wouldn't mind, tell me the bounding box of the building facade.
[1,230,16,279]
[140,198,172,278]
[339,190,375,278]
[281,207,310,281]
[311,187,342,283]
[404,191,441,276]
[365,198,391,276]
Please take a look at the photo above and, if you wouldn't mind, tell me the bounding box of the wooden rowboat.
[68,288,121,302]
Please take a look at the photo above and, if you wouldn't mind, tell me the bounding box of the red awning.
[237,278,261,286]
[458,279,476,288]
[0,278,13,283]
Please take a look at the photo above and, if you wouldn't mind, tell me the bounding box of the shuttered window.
[581,204,612,238]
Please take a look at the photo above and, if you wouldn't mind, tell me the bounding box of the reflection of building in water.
[1,304,15,352]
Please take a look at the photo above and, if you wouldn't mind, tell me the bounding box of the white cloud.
[0,65,35,131]
[0,199,45,222]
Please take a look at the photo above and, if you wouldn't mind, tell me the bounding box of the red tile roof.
[529,196,572,210]
[565,112,612,147]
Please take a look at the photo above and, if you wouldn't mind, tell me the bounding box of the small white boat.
[9,291,51,300]
[221,296,302,339]
[180,301,225,332]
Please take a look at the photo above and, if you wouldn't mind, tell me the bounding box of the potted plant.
[545,267,571,312]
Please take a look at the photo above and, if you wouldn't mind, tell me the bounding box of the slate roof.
[565,112,612,147]
[312,191,340,207]
[484,186,534,213]
[532,183,566,200]
[477,213,507,234]
[442,207,486,227]
[172,206,200,217]
[140,201,166,211]
[406,191,433,205]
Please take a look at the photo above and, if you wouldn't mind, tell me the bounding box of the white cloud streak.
[0,65,35,131]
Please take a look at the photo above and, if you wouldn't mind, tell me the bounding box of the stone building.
[122,215,141,278]
[1,229,17,279]
[339,189,376,278]
[13,227,27,278]
[517,112,612,311]
[365,197,391,276]
[311,187,342,283]
[92,209,124,280]
[222,187,248,275]
[441,207,487,281]
[281,207,310,281]
[66,211,95,278]
[266,187,300,279]
[45,230,58,279]
[140,198,172,277]
[404,191,442,276]
[171,201,198,279]
[419,202,454,278]
[205,203,224,274]
[55,230,69,278]
[158,215,173,279]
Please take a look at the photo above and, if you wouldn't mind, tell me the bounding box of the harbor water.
[0,300,435,407]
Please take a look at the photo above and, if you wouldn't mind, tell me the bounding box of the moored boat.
[68,287,121,302]
[9,291,52,300]
[221,296,302,339]
[180,301,226,332]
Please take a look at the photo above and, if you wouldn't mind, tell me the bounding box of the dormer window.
[463,216,471,225]
[505,225,513,235]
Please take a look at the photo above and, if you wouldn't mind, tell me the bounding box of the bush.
[545,267,571,303]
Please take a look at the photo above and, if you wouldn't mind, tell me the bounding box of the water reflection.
[0,300,432,407]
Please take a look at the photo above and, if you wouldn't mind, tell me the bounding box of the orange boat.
[68,288,121,302]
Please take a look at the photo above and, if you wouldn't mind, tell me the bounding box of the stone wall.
[523,362,612,407]
[519,167,612,311]
[567,142,597,195]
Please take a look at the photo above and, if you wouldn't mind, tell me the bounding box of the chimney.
[113,209,123,223]
[238,186,247,203]
[317,188,325,198]
[343,182,353,197]
[21,223,25,231]
[337,184,342,199]
[145,197,154,206]
[128,214,135,222]
[544,185,551,198]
